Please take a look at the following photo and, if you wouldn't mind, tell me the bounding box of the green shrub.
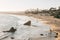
[54,12,60,19]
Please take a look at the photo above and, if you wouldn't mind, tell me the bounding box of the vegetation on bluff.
[25,6,60,19]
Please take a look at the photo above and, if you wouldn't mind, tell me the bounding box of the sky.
[0,0,60,11]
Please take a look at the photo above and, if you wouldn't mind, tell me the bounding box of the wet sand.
[1,13,60,40]
[20,13,60,40]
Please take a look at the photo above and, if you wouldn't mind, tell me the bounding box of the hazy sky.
[0,0,60,11]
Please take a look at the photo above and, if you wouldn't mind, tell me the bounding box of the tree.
[49,7,57,16]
